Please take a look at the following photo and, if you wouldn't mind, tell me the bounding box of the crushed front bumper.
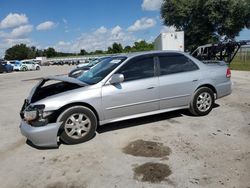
[20,120,61,147]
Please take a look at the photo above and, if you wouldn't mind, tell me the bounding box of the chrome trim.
[161,94,190,101]
[106,94,190,110]
[100,106,188,125]
[106,98,160,110]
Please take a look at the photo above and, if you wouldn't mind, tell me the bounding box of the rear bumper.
[216,80,232,99]
[20,120,61,147]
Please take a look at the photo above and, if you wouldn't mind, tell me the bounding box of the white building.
[154,31,184,52]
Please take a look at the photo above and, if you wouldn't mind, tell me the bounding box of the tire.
[36,66,40,70]
[21,66,27,71]
[57,106,97,144]
[189,87,215,116]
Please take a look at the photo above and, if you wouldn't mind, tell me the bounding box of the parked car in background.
[52,61,64,66]
[20,51,232,147]
[69,57,111,78]
[0,63,4,73]
[33,60,42,66]
[7,60,17,67]
[0,60,13,73]
[13,60,40,71]
[42,61,52,66]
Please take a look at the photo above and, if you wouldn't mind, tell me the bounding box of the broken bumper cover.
[20,120,61,147]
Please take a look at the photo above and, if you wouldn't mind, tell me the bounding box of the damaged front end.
[20,76,87,147]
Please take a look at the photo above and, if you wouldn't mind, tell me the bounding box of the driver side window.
[117,57,155,82]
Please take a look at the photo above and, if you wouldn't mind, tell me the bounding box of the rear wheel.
[57,106,97,144]
[36,66,40,70]
[189,87,214,116]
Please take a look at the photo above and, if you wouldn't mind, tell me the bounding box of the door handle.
[192,79,198,82]
[147,87,155,90]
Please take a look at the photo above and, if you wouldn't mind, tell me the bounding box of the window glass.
[78,57,126,85]
[159,54,198,75]
[117,57,154,82]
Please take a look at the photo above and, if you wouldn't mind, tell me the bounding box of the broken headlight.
[24,105,45,121]
[24,105,53,127]
[24,110,38,121]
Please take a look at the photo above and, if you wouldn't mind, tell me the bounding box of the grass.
[230,59,250,71]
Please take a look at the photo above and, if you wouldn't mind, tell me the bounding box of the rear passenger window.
[117,57,155,82]
[159,55,198,75]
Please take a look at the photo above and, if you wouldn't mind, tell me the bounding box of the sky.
[0,0,249,56]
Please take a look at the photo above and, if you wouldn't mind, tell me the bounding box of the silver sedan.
[20,51,232,147]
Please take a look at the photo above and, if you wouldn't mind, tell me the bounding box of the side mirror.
[109,74,124,84]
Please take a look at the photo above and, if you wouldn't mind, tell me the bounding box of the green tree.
[35,49,45,57]
[132,40,154,51]
[80,49,88,55]
[5,44,36,60]
[94,50,104,54]
[111,43,123,53]
[161,0,250,51]
[107,46,113,54]
[124,45,132,52]
[44,47,57,58]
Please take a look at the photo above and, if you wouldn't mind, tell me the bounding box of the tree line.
[4,40,154,60]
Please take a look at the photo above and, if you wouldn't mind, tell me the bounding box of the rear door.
[24,62,30,70]
[101,55,160,120]
[157,53,200,109]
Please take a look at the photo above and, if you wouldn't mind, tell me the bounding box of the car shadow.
[97,103,220,134]
[26,140,60,150]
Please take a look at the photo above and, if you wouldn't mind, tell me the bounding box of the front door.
[102,56,159,121]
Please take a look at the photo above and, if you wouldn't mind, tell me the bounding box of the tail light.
[226,68,231,78]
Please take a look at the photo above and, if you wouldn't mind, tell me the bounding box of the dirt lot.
[0,66,250,188]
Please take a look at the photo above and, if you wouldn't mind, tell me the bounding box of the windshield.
[88,57,110,66]
[88,59,99,66]
[15,61,21,65]
[78,57,126,85]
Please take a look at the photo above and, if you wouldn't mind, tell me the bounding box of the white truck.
[154,31,184,51]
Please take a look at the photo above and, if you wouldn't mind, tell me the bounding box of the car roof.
[115,50,186,59]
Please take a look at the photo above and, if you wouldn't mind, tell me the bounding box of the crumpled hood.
[27,75,88,103]
[44,75,88,86]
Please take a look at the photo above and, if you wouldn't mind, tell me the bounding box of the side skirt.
[99,106,188,126]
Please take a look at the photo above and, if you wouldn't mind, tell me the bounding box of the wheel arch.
[21,65,28,70]
[52,102,100,124]
[196,84,217,98]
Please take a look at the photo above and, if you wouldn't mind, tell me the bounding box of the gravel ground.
[0,66,249,188]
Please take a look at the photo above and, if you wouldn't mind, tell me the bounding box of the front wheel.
[57,106,97,144]
[21,66,27,71]
[36,66,40,70]
[189,87,215,116]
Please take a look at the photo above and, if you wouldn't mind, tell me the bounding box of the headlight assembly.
[24,105,45,121]
[24,110,38,121]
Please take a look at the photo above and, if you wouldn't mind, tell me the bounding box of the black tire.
[57,106,97,144]
[36,66,40,70]
[189,87,215,116]
[21,66,27,71]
